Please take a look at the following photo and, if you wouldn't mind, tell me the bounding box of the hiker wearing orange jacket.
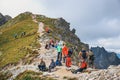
[72,59,87,74]
[62,44,68,63]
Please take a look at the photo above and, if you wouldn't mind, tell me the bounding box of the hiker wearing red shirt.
[66,55,72,67]
[72,59,87,74]
[62,44,68,63]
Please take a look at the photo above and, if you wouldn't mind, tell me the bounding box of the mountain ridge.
[91,46,120,69]
[0,13,12,26]
[0,12,120,80]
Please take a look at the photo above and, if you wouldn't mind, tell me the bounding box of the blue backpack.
[55,60,62,66]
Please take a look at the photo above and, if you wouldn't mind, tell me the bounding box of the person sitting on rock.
[72,59,87,74]
[21,32,26,37]
[49,59,56,72]
[14,33,18,39]
[38,58,46,71]
[66,55,72,68]
[49,39,55,48]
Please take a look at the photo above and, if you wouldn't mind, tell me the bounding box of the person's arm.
[78,62,81,67]
[79,52,82,58]
[86,51,89,57]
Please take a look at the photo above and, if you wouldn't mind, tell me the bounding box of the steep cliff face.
[91,46,120,69]
[0,13,12,26]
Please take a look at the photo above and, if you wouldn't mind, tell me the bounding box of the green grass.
[0,12,32,29]
[0,14,39,68]
[0,71,12,80]
[14,70,55,80]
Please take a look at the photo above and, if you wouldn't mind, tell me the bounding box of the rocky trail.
[3,15,120,80]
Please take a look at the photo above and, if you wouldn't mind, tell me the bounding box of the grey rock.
[91,47,120,69]
[0,13,12,26]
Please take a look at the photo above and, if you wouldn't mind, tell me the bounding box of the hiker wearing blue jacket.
[49,59,56,72]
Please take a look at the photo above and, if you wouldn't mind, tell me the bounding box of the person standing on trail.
[79,48,88,61]
[56,44,62,61]
[88,50,94,68]
[45,42,50,50]
[14,33,18,39]
[62,44,68,63]
[21,32,26,37]
[59,40,64,48]
[72,59,87,74]
[38,58,46,71]
[68,47,73,57]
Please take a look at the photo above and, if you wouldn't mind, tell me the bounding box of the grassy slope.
[0,13,39,68]
[14,70,55,80]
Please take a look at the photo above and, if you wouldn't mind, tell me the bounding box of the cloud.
[0,0,46,17]
[80,18,120,41]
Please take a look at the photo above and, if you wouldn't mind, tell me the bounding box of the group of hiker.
[38,39,95,74]
[14,32,26,39]
[45,39,55,50]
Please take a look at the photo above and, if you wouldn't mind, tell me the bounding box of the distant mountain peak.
[0,13,12,26]
[91,46,120,69]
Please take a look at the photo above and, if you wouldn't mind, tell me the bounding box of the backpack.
[89,55,94,61]
[55,60,62,66]
[81,50,87,59]
[68,48,73,57]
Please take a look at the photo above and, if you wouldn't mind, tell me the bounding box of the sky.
[0,0,120,53]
